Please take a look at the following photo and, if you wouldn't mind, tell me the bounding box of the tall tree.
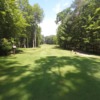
[0,0,44,55]
[32,4,44,47]
[56,0,100,54]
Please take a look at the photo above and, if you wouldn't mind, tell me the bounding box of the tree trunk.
[24,38,26,48]
[26,38,29,48]
[33,39,34,48]
[34,29,36,47]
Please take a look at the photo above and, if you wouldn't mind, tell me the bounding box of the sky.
[29,0,74,36]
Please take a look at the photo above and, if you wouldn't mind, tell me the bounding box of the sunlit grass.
[0,44,100,100]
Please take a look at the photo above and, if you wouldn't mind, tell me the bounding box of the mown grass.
[0,44,100,100]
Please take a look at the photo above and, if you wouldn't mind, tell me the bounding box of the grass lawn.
[0,44,100,100]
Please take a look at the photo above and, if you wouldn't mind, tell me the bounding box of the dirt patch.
[76,52,100,58]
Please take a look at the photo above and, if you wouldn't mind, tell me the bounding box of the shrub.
[0,38,12,56]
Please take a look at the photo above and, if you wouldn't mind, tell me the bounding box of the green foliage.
[56,0,100,54]
[0,38,12,55]
[32,3,44,23]
[36,26,42,47]
[0,0,44,50]
[45,35,57,44]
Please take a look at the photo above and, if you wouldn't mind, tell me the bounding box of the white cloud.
[53,1,71,14]
[39,18,58,36]
[53,3,62,14]
[63,2,69,7]
[39,0,72,36]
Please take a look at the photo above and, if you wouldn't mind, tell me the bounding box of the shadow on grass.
[52,45,64,50]
[0,56,100,100]
[15,48,24,54]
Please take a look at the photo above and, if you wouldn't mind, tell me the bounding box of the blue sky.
[29,0,74,36]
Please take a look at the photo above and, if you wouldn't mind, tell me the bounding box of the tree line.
[56,0,100,54]
[0,0,44,55]
[45,35,57,44]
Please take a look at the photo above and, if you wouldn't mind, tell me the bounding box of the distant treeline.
[44,35,57,44]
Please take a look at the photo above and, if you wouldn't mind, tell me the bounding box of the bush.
[0,38,12,56]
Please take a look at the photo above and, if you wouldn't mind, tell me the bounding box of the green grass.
[0,44,100,100]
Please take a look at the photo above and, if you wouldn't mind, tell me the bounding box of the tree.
[0,0,44,55]
[32,4,44,47]
[45,35,57,44]
[56,0,100,54]
[36,26,42,47]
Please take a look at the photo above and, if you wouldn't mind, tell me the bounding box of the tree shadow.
[0,57,31,100]
[32,56,100,100]
[52,45,67,51]
[15,49,24,54]
[0,56,100,100]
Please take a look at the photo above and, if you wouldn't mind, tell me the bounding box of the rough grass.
[0,44,100,100]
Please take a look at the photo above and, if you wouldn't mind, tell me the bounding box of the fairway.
[0,45,100,100]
